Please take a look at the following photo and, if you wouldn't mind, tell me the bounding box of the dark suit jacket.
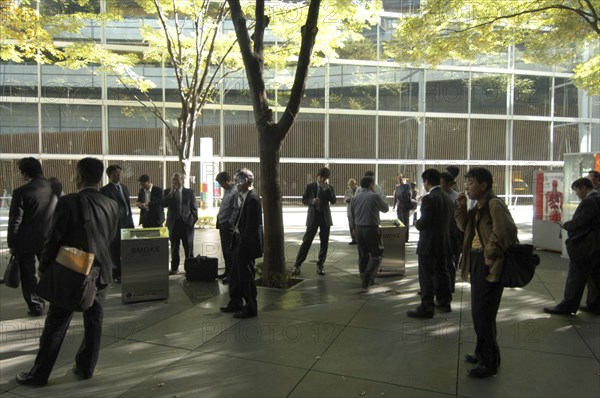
[564,190,600,241]
[40,188,119,285]
[302,182,336,226]
[99,182,135,229]
[162,187,198,229]
[415,186,454,256]
[237,189,263,259]
[137,185,165,227]
[8,178,57,253]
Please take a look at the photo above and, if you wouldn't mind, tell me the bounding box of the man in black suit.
[162,173,198,275]
[16,157,119,386]
[545,177,600,315]
[220,169,263,318]
[408,168,454,318]
[135,174,164,228]
[292,167,336,276]
[8,157,57,316]
[99,164,134,282]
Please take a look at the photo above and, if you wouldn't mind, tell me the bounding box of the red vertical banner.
[595,153,600,172]
[535,172,544,220]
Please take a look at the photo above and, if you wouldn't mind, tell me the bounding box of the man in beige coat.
[455,167,517,378]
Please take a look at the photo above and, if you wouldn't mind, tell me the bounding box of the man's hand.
[485,257,494,266]
[456,192,467,207]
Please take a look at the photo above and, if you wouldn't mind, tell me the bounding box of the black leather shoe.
[169,270,178,276]
[15,372,47,386]
[436,304,452,314]
[27,307,44,317]
[464,353,479,364]
[317,265,325,275]
[113,277,121,283]
[468,365,497,378]
[291,266,301,276]
[360,273,368,289]
[407,307,434,319]
[543,306,574,315]
[220,306,241,313]
[221,277,230,285]
[579,305,600,315]
[349,241,357,245]
[217,273,228,279]
[72,365,93,380]
[233,311,257,319]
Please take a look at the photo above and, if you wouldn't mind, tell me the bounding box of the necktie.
[316,185,321,211]
[117,184,129,215]
[175,189,182,216]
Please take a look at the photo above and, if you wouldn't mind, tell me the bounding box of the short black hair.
[446,166,460,178]
[106,164,122,176]
[364,170,375,177]
[589,170,599,178]
[78,157,104,185]
[18,157,43,179]
[421,169,441,186]
[572,177,593,190]
[318,167,331,179]
[360,176,374,189]
[465,167,494,191]
[440,171,455,183]
[138,174,150,182]
[215,171,231,184]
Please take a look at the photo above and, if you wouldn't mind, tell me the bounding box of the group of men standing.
[216,169,263,319]
[7,158,600,385]
[9,158,263,385]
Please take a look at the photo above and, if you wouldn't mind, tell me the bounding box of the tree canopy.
[385,0,600,95]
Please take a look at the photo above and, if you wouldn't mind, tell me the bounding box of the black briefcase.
[184,256,218,281]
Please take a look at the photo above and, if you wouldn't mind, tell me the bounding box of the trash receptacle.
[121,227,169,304]
[378,219,406,276]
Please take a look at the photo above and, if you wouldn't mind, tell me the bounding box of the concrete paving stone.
[126,305,240,350]
[9,340,191,398]
[313,326,460,396]
[457,345,600,398]
[123,350,307,398]
[196,314,345,369]
[289,370,453,398]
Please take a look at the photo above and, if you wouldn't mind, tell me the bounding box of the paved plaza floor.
[1,207,599,397]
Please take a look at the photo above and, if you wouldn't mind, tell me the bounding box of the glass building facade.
[1,3,599,206]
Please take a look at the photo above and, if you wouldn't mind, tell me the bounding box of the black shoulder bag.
[478,198,540,288]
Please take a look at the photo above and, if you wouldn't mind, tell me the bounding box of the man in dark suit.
[162,173,198,275]
[292,167,336,276]
[99,164,134,282]
[16,157,119,386]
[8,157,57,316]
[408,168,454,318]
[545,177,600,315]
[135,174,164,228]
[220,168,263,318]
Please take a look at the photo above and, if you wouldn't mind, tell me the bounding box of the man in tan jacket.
[455,167,518,378]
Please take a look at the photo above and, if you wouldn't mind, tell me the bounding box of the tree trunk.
[178,109,196,188]
[259,124,286,287]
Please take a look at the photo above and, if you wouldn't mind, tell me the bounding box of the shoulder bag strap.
[79,193,97,257]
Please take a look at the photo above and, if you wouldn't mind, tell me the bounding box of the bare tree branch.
[279,0,321,136]
[447,4,599,36]
[152,0,186,104]
[114,74,178,149]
